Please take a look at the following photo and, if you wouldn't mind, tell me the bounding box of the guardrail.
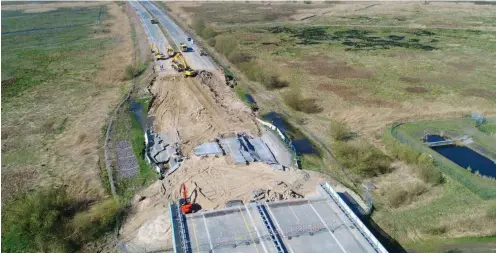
[255,118,299,169]
[321,182,388,253]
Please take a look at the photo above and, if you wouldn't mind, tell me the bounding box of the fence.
[321,182,388,253]
[390,122,496,199]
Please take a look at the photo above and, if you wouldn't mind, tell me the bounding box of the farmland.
[1,2,140,252]
[166,1,496,252]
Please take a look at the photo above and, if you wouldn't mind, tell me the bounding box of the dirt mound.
[119,156,325,251]
[149,76,258,154]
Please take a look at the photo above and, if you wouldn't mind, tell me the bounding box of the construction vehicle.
[167,45,175,57]
[180,43,188,52]
[180,183,193,214]
[151,43,166,60]
[171,53,197,77]
[223,67,237,87]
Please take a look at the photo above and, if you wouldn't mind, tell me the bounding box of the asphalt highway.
[140,1,217,71]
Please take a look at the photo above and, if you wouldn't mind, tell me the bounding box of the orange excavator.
[180,183,193,214]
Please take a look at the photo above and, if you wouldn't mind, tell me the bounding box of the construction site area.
[117,2,388,253]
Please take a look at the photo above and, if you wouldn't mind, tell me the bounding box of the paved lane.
[129,1,169,55]
[140,1,216,71]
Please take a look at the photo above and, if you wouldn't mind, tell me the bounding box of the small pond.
[263,112,318,155]
[427,135,496,178]
[245,94,256,104]
[130,100,152,131]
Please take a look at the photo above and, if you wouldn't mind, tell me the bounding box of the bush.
[192,16,206,35]
[207,37,216,47]
[283,90,322,114]
[2,188,73,253]
[334,141,391,177]
[214,34,238,56]
[330,120,350,141]
[383,133,443,185]
[487,203,496,219]
[2,188,121,253]
[387,186,409,208]
[265,75,289,90]
[201,27,217,39]
[228,51,252,64]
[124,62,146,80]
[192,17,217,39]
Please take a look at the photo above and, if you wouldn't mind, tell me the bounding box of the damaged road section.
[145,129,183,177]
[194,132,290,170]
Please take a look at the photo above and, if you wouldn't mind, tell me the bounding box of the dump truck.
[171,53,197,77]
[180,43,188,52]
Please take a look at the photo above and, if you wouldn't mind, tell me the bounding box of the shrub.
[486,203,496,219]
[201,27,217,39]
[383,133,443,185]
[214,34,238,56]
[72,199,120,240]
[192,16,206,35]
[265,75,289,90]
[387,186,409,208]
[207,37,216,47]
[330,120,350,141]
[334,141,391,177]
[192,17,217,39]
[228,51,252,64]
[2,188,121,253]
[283,90,322,114]
[124,62,146,80]
[414,157,442,185]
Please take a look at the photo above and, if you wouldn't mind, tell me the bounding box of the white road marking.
[309,202,348,253]
[265,204,295,253]
[202,214,215,253]
[245,205,269,253]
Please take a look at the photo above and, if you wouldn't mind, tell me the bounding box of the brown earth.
[119,155,330,251]
[149,75,258,154]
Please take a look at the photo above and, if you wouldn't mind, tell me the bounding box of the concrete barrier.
[322,182,388,253]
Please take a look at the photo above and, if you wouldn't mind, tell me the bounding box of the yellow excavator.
[151,43,166,60]
[167,45,175,57]
[171,53,197,77]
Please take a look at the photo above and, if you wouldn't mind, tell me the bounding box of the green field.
[167,2,496,252]
[1,3,134,252]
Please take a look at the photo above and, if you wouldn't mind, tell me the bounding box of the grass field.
[167,2,496,252]
[1,2,136,252]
